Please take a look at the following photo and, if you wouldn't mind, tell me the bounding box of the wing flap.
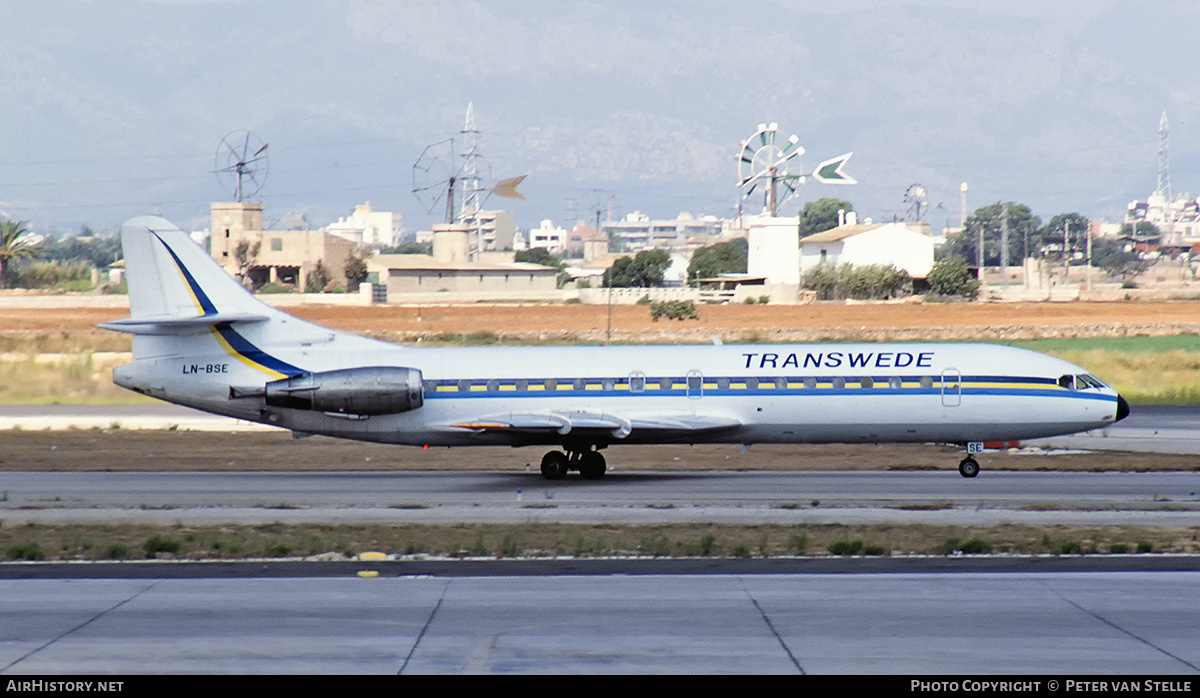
[449,411,740,439]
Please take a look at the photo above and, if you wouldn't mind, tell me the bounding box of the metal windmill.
[215,130,269,202]
[904,183,928,222]
[737,123,803,217]
[411,104,527,254]
[737,123,856,217]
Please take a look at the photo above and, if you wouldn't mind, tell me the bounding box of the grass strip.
[2,522,1197,561]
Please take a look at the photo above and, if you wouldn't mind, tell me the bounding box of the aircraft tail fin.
[99,216,278,335]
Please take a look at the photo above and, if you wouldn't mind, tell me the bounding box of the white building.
[524,219,567,254]
[746,215,801,285]
[603,211,726,252]
[1126,191,1200,247]
[327,202,401,247]
[799,222,935,279]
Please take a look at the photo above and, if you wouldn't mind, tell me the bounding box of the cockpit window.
[1060,374,1107,391]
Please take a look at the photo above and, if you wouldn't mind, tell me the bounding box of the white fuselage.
[116,336,1122,449]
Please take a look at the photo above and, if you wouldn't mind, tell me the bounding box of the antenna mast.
[1158,111,1171,202]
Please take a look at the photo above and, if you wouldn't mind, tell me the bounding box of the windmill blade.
[491,174,527,201]
[812,152,856,185]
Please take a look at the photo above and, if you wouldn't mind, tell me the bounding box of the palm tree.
[0,219,39,289]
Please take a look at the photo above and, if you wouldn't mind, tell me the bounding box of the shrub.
[649,300,699,322]
[6,542,44,560]
[959,537,993,554]
[928,256,981,300]
[144,535,182,557]
[828,539,864,556]
[104,543,131,559]
[802,262,911,300]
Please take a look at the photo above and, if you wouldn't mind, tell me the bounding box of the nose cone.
[1115,395,1131,422]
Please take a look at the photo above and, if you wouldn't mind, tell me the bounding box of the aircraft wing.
[449,411,741,439]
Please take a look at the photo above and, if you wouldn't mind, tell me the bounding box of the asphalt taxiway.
[1,569,1197,674]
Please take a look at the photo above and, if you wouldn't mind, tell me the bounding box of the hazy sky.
[1,0,1197,235]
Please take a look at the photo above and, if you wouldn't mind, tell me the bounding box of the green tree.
[514,247,571,287]
[799,198,854,238]
[306,260,332,293]
[514,247,562,267]
[1040,212,1090,257]
[687,238,748,282]
[941,202,1041,267]
[927,256,981,300]
[0,220,40,289]
[343,254,368,293]
[381,241,432,255]
[1118,221,1161,245]
[1091,237,1148,281]
[38,230,121,268]
[603,249,671,288]
[234,239,260,277]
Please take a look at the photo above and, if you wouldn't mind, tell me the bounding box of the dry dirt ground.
[5,300,1200,346]
[2,430,1196,473]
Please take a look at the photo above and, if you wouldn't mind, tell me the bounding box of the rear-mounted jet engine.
[234,367,423,416]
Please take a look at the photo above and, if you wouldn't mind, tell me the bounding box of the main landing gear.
[540,449,607,480]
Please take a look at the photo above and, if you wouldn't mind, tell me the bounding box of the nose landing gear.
[958,456,979,478]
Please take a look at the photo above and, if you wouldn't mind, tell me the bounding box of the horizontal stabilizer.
[97,312,269,335]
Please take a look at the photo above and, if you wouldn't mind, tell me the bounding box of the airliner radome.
[101,216,1130,479]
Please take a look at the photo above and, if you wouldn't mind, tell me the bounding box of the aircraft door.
[686,370,703,399]
[941,369,962,407]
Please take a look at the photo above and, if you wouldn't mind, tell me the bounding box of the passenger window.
[602,378,615,391]
[717,377,730,390]
[629,372,646,393]
[687,374,702,391]
[486,379,499,392]
[574,378,586,391]
[457,379,471,392]
[832,376,846,390]
[516,379,528,392]
[803,377,816,390]
[889,377,902,390]
[660,377,673,390]
[775,377,787,390]
[920,376,933,389]
[860,376,874,389]
[423,380,438,394]
[745,377,759,390]
[544,378,557,391]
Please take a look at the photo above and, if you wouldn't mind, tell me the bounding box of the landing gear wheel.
[578,451,607,480]
[540,451,569,480]
[958,457,980,478]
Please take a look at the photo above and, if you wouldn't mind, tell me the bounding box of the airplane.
[100,216,1130,480]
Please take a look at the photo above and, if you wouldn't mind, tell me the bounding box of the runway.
[3,470,1198,527]
[1,571,1197,674]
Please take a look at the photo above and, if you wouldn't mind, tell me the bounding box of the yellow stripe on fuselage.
[208,326,287,380]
